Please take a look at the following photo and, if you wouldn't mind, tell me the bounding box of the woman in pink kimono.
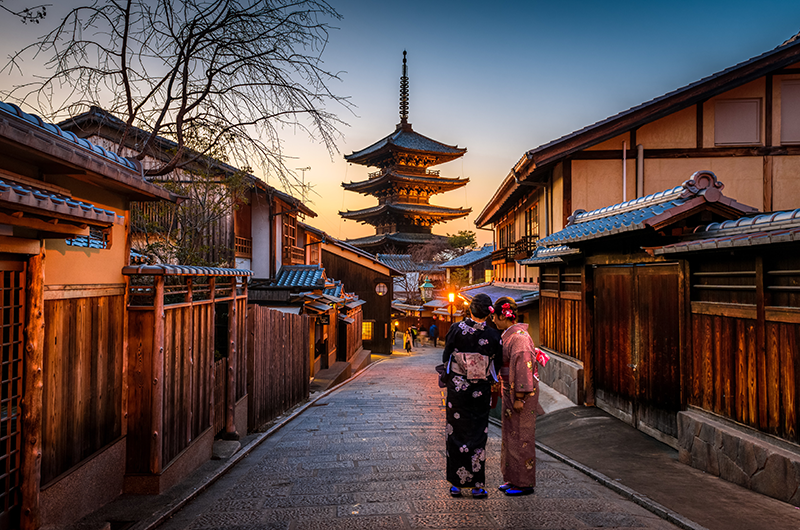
[492,296,548,496]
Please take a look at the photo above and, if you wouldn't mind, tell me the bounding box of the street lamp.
[448,292,455,328]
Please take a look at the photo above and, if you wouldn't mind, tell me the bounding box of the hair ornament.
[488,305,494,313]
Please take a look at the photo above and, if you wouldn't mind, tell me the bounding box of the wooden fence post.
[225,295,238,440]
[21,248,44,530]
[150,275,165,474]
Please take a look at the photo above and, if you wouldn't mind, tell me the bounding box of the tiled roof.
[122,264,252,276]
[0,102,139,172]
[538,171,755,247]
[0,176,123,226]
[340,202,471,220]
[458,282,539,308]
[655,208,800,255]
[346,126,466,161]
[347,232,448,249]
[376,254,443,273]
[519,245,581,265]
[440,244,495,268]
[324,280,344,299]
[342,169,468,194]
[274,265,326,289]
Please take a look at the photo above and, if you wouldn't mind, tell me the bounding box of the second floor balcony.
[514,235,539,260]
[282,245,305,266]
[491,246,515,264]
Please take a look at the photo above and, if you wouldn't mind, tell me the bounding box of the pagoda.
[340,51,470,252]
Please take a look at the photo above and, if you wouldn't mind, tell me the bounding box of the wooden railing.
[514,235,539,260]
[282,245,305,265]
[234,236,252,258]
[491,246,515,263]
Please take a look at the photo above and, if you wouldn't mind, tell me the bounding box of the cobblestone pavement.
[159,348,681,530]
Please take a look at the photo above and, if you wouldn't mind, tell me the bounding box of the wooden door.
[0,262,23,530]
[594,263,682,442]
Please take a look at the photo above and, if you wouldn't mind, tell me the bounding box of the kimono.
[499,322,542,488]
[442,318,502,488]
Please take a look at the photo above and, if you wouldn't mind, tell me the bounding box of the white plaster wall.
[251,202,272,278]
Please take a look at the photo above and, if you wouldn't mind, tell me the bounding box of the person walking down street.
[429,323,439,347]
[410,325,418,347]
[492,296,548,497]
[404,329,413,353]
[442,293,502,499]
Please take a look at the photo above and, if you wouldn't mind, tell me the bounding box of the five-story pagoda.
[340,51,470,252]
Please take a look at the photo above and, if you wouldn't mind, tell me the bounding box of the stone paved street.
[158,348,681,530]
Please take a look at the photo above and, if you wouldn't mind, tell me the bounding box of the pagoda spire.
[399,50,409,126]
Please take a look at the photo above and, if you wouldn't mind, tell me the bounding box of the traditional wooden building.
[440,243,495,286]
[59,106,316,274]
[0,101,177,529]
[529,171,800,504]
[303,224,401,355]
[476,30,800,288]
[340,52,470,252]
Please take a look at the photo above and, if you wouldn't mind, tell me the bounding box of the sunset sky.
[3,1,800,246]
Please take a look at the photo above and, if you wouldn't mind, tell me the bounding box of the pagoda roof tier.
[339,202,471,224]
[346,231,448,250]
[342,168,469,196]
[345,123,466,168]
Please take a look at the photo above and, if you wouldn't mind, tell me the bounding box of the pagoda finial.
[399,50,409,125]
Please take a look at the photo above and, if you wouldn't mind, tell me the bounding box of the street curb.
[488,417,706,530]
[131,357,386,530]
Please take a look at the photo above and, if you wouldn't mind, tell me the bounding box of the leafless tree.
[0,1,48,23]
[3,0,349,187]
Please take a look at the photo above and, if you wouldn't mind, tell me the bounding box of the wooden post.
[208,277,216,434]
[150,275,165,474]
[21,248,44,530]
[224,294,238,440]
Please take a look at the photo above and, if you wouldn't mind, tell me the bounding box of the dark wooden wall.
[688,253,800,444]
[246,305,310,431]
[42,295,124,485]
[321,250,392,354]
[539,265,588,362]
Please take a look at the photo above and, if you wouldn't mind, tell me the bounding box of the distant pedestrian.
[410,325,418,347]
[442,293,501,499]
[492,296,548,497]
[429,323,439,347]
[403,329,412,353]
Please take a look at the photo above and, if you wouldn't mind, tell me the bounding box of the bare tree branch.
[0,1,48,24]
[2,0,350,186]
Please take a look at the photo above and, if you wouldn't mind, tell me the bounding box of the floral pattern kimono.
[500,322,546,488]
[442,319,502,488]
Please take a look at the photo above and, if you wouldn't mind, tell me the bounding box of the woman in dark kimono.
[492,296,548,496]
[442,293,502,498]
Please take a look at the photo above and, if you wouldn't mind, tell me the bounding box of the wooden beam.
[562,160,572,228]
[569,145,800,160]
[225,297,239,440]
[764,155,773,212]
[766,74,773,147]
[150,275,165,474]
[696,103,704,149]
[0,236,39,255]
[21,249,44,530]
[0,210,89,236]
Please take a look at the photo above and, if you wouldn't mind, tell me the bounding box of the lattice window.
[362,321,374,341]
[0,264,23,522]
[524,203,539,238]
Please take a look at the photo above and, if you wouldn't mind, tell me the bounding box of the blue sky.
[3,1,800,245]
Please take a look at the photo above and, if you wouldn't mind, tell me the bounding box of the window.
[66,226,111,249]
[498,220,515,249]
[781,80,800,144]
[362,321,374,341]
[283,214,297,248]
[375,283,388,296]
[714,99,761,145]
[524,203,539,238]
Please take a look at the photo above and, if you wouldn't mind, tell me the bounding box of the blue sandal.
[471,487,488,498]
[450,486,462,497]
[504,486,534,496]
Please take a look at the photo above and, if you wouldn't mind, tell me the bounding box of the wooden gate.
[594,263,682,443]
[0,262,23,530]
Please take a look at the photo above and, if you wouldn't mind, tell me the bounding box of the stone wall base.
[537,348,584,405]
[678,409,800,506]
